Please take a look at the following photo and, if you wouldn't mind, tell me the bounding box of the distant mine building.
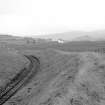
[57,39,64,43]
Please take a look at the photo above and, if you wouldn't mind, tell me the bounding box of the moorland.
[0,34,105,105]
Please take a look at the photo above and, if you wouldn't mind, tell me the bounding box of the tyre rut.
[0,55,40,105]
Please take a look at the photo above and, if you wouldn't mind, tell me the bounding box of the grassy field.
[1,35,105,53]
[3,40,105,53]
[1,35,105,105]
[3,49,105,105]
[0,47,29,90]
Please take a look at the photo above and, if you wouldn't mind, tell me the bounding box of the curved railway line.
[0,55,40,105]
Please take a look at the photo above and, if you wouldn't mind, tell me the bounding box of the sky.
[0,0,105,36]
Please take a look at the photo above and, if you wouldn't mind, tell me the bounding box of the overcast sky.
[0,0,105,36]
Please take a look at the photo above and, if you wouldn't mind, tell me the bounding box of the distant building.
[57,39,65,43]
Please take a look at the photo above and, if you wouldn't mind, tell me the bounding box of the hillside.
[1,34,105,105]
[5,49,105,105]
[1,34,105,54]
[34,30,105,41]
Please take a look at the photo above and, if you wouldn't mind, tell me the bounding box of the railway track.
[0,55,40,105]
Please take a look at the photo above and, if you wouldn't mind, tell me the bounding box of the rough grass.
[5,49,105,105]
[0,47,29,88]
